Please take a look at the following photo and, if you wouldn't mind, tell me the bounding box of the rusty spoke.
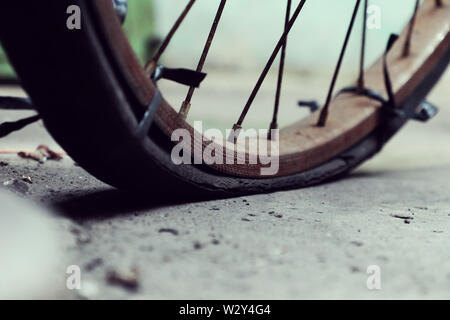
[357,0,368,92]
[179,0,228,119]
[229,0,308,143]
[317,0,362,127]
[268,0,292,140]
[402,0,420,58]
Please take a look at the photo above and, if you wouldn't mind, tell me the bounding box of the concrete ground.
[0,70,449,300]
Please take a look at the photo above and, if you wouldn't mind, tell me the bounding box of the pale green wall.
[0,44,14,77]
[153,0,417,73]
[123,0,155,63]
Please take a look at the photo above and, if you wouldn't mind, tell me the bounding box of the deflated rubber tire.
[0,0,448,198]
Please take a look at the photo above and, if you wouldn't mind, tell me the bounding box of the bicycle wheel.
[0,0,448,197]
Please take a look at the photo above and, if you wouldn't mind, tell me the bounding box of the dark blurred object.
[0,96,38,139]
[0,96,33,110]
[0,115,40,139]
[0,77,20,86]
[146,37,162,62]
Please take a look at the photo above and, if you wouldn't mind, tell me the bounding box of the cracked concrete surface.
[0,71,449,299]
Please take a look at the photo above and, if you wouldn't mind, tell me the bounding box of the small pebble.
[193,241,203,250]
[22,176,33,184]
[351,241,363,247]
[158,228,179,236]
[85,258,103,272]
[106,267,139,291]
[350,266,361,273]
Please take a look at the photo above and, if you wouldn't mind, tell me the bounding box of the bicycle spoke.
[317,0,362,127]
[268,0,292,140]
[144,0,196,75]
[403,1,445,58]
[229,0,308,143]
[179,0,228,119]
[402,0,420,58]
[357,0,368,92]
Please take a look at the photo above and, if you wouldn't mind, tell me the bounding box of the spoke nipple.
[267,122,278,140]
[357,78,365,94]
[317,110,328,127]
[227,124,242,144]
[402,44,411,58]
[179,101,191,120]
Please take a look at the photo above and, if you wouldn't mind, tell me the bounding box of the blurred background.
[0,0,417,82]
[153,0,412,72]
